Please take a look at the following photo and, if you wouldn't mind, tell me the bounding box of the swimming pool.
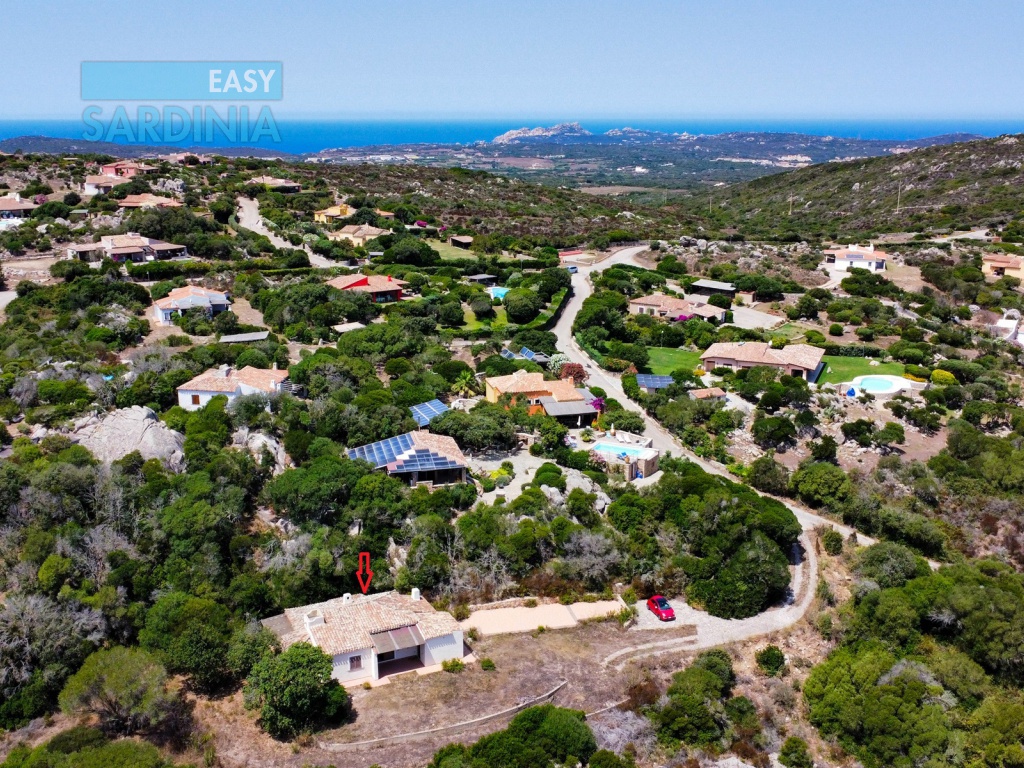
[489,286,510,300]
[592,441,646,457]
[848,375,915,396]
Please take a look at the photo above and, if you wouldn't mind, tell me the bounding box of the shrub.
[930,368,958,386]
[779,736,814,768]
[452,604,470,621]
[480,658,496,671]
[442,658,465,674]
[821,528,844,555]
[829,323,844,336]
[755,645,786,676]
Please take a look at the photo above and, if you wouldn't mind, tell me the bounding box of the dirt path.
[235,196,334,268]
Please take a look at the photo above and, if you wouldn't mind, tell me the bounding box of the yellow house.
[314,204,354,224]
[982,253,1024,280]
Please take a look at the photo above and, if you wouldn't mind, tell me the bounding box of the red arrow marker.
[356,552,373,594]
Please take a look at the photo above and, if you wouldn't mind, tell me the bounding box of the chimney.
[342,593,353,605]
[218,364,231,378]
[304,609,324,629]
[411,588,421,601]
[272,362,278,371]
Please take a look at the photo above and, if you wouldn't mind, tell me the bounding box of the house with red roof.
[327,273,407,302]
[176,365,290,411]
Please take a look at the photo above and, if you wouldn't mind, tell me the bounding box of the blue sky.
[3,0,1023,120]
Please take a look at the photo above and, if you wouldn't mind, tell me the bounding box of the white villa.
[261,590,466,685]
[822,244,888,273]
[176,365,289,411]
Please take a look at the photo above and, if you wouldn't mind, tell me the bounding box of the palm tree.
[450,371,479,398]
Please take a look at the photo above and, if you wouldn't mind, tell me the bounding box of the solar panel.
[409,399,450,427]
[347,432,416,468]
[347,431,464,473]
[635,374,675,390]
[520,347,535,360]
[500,348,516,360]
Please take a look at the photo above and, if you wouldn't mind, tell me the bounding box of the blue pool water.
[857,376,898,393]
[592,441,645,457]
[489,286,510,300]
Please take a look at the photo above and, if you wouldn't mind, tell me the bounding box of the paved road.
[553,248,877,546]
[235,196,335,268]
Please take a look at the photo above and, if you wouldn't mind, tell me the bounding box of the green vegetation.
[818,355,905,385]
[646,347,703,375]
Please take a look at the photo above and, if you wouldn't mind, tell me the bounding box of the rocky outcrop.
[232,427,290,475]
[72,406,185,470]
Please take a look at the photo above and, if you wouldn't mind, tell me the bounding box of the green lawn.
[647,348,703,375]
[817,355,905,385]
[461,305,506,331]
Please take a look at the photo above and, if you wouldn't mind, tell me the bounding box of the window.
[349,655,362,671]
[191,395,200,405]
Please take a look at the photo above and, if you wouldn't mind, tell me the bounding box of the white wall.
[330,648,374,684]
[177,389,238,411]
[421,632,464,666]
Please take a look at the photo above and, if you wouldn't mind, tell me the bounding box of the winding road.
[552,247,876,546]
[236,196,335,268]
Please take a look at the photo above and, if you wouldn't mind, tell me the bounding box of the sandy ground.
[461,600,622,637]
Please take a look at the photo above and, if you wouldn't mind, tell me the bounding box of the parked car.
[566,265,578,274]
[646,594,675,621]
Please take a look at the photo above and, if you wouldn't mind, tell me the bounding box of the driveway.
[236,196,334,268]
[727,304,784,330]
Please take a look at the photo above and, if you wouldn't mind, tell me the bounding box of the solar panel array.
[520,347,535,360]
[347,432,415,468]
[500,348,517,360]
[635,374,675,390]
[347,431,463,472]
[409,399,450,427]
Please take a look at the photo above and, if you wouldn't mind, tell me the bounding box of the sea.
[0,118,1022,155]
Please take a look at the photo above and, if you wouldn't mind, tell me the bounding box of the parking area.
[726,304,784,330]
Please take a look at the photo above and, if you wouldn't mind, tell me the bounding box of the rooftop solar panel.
[500,348,516,360]
[409,399,450,427]
[520,347,535,360]
[635,374,675,389]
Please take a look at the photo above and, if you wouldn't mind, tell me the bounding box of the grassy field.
[430,239,478,261]
[462,305,506,331]
[818,355,905,385]
[647,348,703,375]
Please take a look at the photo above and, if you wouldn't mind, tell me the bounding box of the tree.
[748,452,790,495]
[874,421,906,452]
[244,643,351,739]
[791,461,850,507]
[809,435,838,463]
[58,647,175,735]
[752,415,796,448]
[503,288,543,324]
[559,362,587,385]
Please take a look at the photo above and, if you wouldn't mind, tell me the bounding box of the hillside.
[687,133,1024,240]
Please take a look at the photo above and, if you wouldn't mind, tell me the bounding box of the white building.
[152,286,231,326]
[261,590,466,685]
[176,365,289,411]
[822,244,888,273]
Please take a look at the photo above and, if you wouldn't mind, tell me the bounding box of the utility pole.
[896,180,902,215]
[788,195,794,217]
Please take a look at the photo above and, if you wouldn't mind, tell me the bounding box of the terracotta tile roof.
[334,224,389,238]
[315,204,353,218]
[85,174,121,186]
[267,591,461,656]
[700,342,824,371]
[155,286,230,311]
[486,369,582,400]
[984,253,1022,268]
[690,386,727,399]
[327,273,408,293]
[0,197,37,212]
[178,365,288,395]
[118,193,182,208]
[629,292,693,312]
[824,246,889,261]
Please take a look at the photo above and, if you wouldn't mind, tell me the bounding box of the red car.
[646,595,675,621]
